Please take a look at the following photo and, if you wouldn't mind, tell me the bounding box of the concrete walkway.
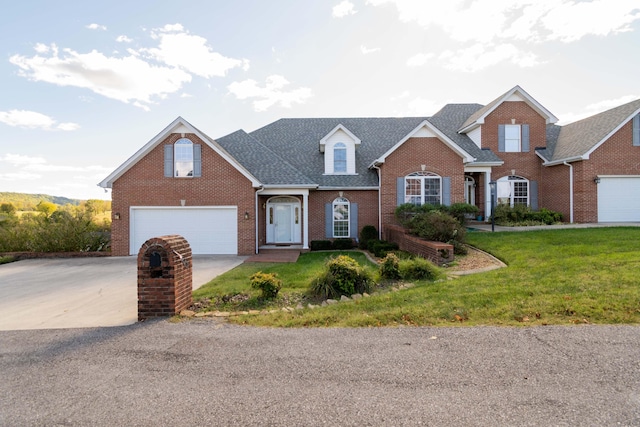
[468,221,640,232]
[0,255,246,331]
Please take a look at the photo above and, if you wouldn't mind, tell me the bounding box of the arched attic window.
[164,138,202,178]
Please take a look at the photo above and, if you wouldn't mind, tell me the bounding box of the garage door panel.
[131,207,237,255]
[598,177,640,222]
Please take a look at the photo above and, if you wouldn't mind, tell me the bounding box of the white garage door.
[598,177,640,222]
[130,207,238,255]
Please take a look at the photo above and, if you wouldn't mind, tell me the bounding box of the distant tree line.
[0,199,111,252]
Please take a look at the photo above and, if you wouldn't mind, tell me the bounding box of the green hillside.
[0,192,82,210]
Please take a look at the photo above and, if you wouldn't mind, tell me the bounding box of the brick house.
[99,85,640,256]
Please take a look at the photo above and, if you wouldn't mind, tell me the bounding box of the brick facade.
[379,137,465,232]
[110,133,256,256]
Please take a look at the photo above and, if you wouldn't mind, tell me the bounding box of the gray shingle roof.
[215,130,316,186]
[247,117,428,187]
[550,99,640,162]
[429,104,502,163]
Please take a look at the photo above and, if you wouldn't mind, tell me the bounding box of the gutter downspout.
[255,186,265,254]
[372,164,382,240]
[563,162,574,223]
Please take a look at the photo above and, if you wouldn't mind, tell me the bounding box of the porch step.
[245,249,301,263]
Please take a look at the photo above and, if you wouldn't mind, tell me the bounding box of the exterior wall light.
[114,213,120,220]
[594,177,601,184]
[244,211,250,220]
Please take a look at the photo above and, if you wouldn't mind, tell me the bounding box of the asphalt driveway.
[1,322,639,426]
[0,255,245,331]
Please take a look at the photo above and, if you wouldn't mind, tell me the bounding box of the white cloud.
[368,0,640,45]
[228,75,313,112]
[558,94,640,124]
[0,154,47,166]
[10,44,192,108]
[360,45,381,54]
[86,23,107,31]
[439,43,541,72]
[333,1,357,18]
[10,24,248,110]
[0,172,41,181]
[143,24,249,78]
[116,35,133,43]
[406,53,434,67]
[0,109,80,131]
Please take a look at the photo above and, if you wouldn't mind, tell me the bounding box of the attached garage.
[130,206,238,255]
[597,176,640,222]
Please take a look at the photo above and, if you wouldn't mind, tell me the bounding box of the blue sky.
[1,0,639,200]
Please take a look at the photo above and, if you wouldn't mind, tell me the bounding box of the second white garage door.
[130,206,238,255]
[597,176,640,222]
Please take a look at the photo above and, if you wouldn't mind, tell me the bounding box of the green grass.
[192,251,378,311]
[193,228,640,327]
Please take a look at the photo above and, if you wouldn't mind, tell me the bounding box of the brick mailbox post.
[137,235,193,321]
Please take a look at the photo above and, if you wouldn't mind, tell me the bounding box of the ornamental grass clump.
[250,271,282,299]
[379,253,401,280]
[309,255,373,299]
[398,257,442,281]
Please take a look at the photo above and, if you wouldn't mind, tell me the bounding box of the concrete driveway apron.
[0,255,245,331]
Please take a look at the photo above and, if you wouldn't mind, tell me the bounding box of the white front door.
[266,197,301,244]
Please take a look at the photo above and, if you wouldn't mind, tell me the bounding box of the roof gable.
[98,116,260,188]
[458,85,558,133]
[319,124,361,153]
[545,98,640,164]
[372,120,475,166]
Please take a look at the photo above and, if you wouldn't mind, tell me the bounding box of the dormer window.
[320,124,360,175]
[334,143,347,173]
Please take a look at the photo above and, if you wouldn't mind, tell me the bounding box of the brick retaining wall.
[384,224,454,266]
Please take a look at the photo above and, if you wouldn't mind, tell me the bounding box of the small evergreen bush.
[310,240,332,251]
[250,271,282,299]
[359,225,378,249]
[399,257,441,281]
[379,253,401,280]
[309,255,373,299]
[444,203,479,225]
[367,240,399,258]
[332,238,355,250]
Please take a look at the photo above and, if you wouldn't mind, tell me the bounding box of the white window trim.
[497,175,529,207]
[174,138,194,178]
[504,125,521,153]
[332,197,350,238]
[404,172,442,206]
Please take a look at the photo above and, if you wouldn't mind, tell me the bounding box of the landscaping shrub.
[444,203,479,225]
[250,271,282,299]
[359,225,378,249]
[310,240,332,251]
[398,257,441,281]
[367,240,399,258]
[309,255,373,299]
[492,204,562,226]
[394,203,438,227]
[408,210,467,255]
[379,253,401,280]
[332,238,355,250]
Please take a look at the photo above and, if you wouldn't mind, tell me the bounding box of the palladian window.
[497,175,529,207]
[404,172,441,206]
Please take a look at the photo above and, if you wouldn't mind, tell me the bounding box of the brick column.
[137,235,193,321]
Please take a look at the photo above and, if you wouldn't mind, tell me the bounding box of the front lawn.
[193,227,640,327]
